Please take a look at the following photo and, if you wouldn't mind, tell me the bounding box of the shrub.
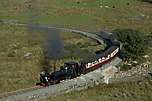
[112,29,146,59]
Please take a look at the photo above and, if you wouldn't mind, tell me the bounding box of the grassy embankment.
[45,81,152,101]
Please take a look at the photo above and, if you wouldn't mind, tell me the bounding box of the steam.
[26,0,63,72]
[44,28,63,59]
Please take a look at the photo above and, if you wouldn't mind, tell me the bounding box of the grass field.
[0,0,152,100]
[0,24,42,93]
[0,24,102,93]
[0,0,152,32]
[44,80,152,101]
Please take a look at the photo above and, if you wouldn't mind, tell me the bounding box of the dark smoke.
[41,28,63,72]
[44,28,63,59]
[26,0,64,71]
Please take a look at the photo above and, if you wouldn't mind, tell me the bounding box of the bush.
[112,29,146,59]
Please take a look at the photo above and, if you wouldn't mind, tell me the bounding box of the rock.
[103,76,110,84]
[127,63,132,66]
[140,13,146,17]
[137,80,143,85]
[129,14,145,21]
[146,15,150,19]
[143,55,149,58]
[132,61,138,64]
[122,92,127,98]
[105,6,110,8]
[24,52,32,59]
[95,81,99,85]
[100,5,103,8]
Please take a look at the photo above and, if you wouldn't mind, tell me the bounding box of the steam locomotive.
[36,31,121,86]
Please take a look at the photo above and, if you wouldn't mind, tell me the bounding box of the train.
[36,34,121,86]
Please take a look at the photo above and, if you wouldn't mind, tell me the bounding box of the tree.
[112,29,146,59]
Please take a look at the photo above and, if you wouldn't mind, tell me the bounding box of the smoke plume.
[26,0,64,72]
[44,28,63,59]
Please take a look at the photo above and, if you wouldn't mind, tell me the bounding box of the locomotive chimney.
[53,60,56,72]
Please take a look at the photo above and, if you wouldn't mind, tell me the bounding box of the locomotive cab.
[64,61,81,76]
[64,61,79,70]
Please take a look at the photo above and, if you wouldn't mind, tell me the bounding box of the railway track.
[0,20,122,101]
[0,20,104,44]
[0,86,41,99]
